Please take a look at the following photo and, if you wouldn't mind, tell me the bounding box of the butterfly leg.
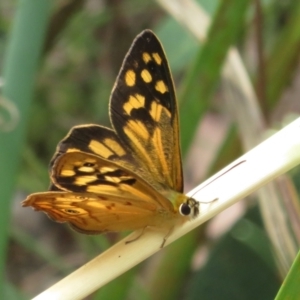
[160,226,174,248]
[125,227,148,245]
[126,226,174,248]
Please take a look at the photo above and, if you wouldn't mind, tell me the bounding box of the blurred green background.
[1,0,300,299]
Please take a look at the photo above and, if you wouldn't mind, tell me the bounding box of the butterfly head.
[179,198,199,218]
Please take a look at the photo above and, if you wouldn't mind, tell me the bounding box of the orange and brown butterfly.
[22,29,199,247]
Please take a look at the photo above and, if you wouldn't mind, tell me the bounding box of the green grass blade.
[266,1,300,108]
[179,0,251,155]
[0,0,52,296]
[275,250,300,300]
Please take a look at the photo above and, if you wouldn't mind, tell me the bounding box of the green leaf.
[275,250,300,300]
[0,1,52,297]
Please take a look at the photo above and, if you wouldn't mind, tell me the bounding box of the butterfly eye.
[179,203,192,216]
[179,198,200,218]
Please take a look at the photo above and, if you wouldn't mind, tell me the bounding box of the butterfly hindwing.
[51,151,175,211]
[23,192,175,234]
[23,147,185,234]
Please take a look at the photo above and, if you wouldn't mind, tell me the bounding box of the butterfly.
[22,29,199,248]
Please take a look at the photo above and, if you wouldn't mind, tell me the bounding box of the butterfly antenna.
[190,160,246,200]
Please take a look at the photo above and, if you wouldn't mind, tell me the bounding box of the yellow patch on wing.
[89,139,126,158]
[78,166,95,173]
[142,52,151,63]
[141,69,152,83]
[86,184,117,193]
[123,122,154,170]
[152,127,170,180]
[66,148,82,153]
[60,169,76,177]
[150,101,171,122]
[155,80,168,94]
[125,120,149,140]
[104,176,121,183]
[89,140,113,158]
[125,70,136,86]
[75,175,97,185]
[100,167,117,173]
[104,139,126,156]
[123,94,145,115]
[152,53,162,65]
[149,101,163,122]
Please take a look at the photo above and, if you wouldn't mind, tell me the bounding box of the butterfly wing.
[23,150,182,233]
[51,125,136,180]
[51,151,176,211]
[109,30,183,193]
[23,192,176,233]
[50,30,183,194]
[51,124,170,194]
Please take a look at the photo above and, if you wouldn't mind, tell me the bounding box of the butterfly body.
[23,30,199,246]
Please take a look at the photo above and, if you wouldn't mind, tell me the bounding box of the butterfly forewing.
[50,125,137,174]
[109,30,183,193]
[52,30,183,193]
